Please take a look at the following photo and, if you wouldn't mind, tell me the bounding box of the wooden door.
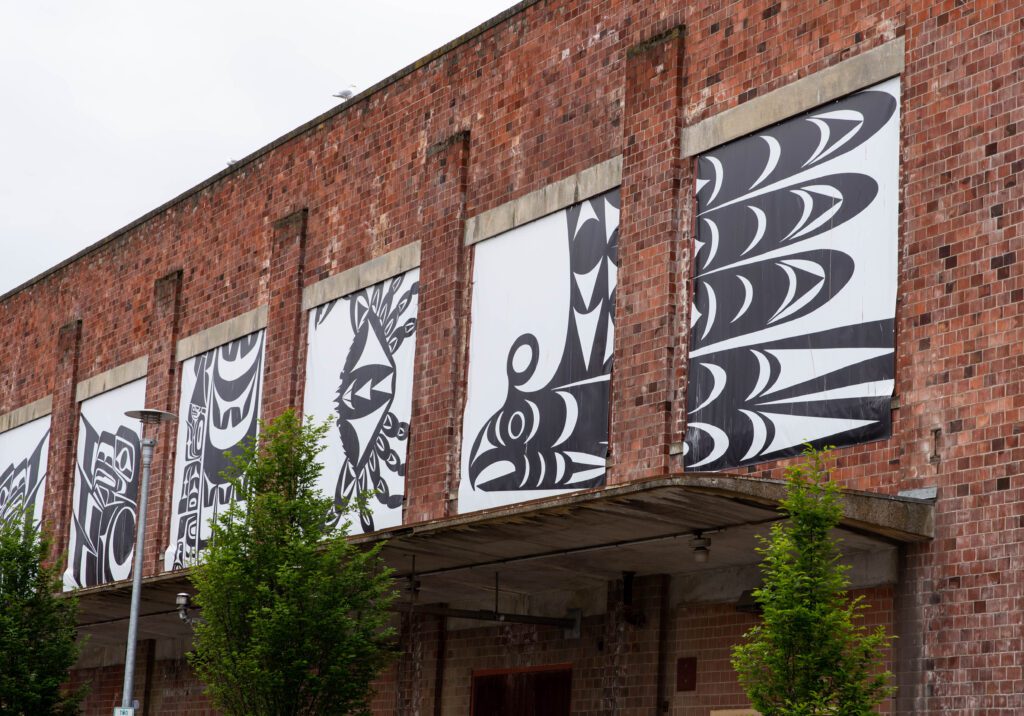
[471,665,572,715]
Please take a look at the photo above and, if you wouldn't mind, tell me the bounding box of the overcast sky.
[0,0,516,295]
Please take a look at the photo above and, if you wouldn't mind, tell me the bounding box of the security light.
[691,533,711,563]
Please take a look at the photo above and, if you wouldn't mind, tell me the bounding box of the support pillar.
[147,268,183,575]
[895,543,929,714]
[44,318,82,567]
[395,610,426,716]
[405,131,471,523]
[610,26,687,483]
[261,208,309,421]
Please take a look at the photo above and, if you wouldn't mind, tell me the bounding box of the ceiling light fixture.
[691,532,711,563]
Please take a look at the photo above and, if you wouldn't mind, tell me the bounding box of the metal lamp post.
[119,408,176,716]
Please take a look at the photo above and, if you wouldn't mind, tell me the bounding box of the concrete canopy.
[357,474,934,607]
[71,473,933,646]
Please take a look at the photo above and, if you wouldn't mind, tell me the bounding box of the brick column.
[601,574,667,715]
[261,208,309,422]
[609,26,687,483]
[894,543,928,715]
[601,578,628,714]
[44,318,82,567]
[146,269,183,575]
[405,131,471,523]
[137,638,158,716]
[394,610,426,715]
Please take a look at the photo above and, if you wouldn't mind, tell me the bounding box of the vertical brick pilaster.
[138,638,157,716]
[395,610,425,716]
[405,131,470,524]
[601,574,665,715]
[609,26,687,484]
[601,578,627,715]
[261,208,309,422]
[44,318,82,567]
[146,269,183,575]
[895,543,928,714]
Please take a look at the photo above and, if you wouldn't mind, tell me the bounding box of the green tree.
[731,448,894,715]
[188,410,396,716]
[0,514,85,716]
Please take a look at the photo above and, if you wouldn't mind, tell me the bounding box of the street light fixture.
[119,408,176,716]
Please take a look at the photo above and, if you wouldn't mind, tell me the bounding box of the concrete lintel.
[464,155,622,246]
[175,305,268,362]
[75,356,149,403]
[301,242,421,311]
[0,395,53,435]
[681,37,905,157]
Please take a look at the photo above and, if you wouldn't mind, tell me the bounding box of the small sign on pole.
[113,708,135,716]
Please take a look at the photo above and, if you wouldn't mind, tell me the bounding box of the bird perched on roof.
[333,84,357,101]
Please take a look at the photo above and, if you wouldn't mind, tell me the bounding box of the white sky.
[0,0,517,295]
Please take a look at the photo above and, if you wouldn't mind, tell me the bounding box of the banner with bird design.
[460,189,619,513]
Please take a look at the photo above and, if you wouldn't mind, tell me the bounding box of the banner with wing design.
[685,78,899,471]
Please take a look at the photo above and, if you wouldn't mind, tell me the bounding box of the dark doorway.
[471,664,572,716]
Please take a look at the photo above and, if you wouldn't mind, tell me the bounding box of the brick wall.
[0,0,1016,713]
[69,654,216,716]
[366,584,895,716]
[670,587,895,716]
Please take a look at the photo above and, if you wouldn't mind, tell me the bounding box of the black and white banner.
[685,78,899,470]
[304,269,419,534]
[165,331,265,570]
[0,416,50,528]
[460,190,619,512]
[64,379,145,589]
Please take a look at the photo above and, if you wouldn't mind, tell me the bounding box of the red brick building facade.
[0,0,1020,713]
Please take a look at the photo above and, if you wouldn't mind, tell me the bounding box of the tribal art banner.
[304,269,419,534]
[460,189,619,513]
[0,416,50,528]
[64,378,145,590]
[684,78,899,471]
[165,331,265,570]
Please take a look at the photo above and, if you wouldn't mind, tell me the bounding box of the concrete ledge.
[464,156,622,246]
[682,473,934,542]
[359,472,933,547]
[75,356,148,403]
[0,396,53,434]
[681,37,905,157]
[176,305,268,362]
[301,242,421,311]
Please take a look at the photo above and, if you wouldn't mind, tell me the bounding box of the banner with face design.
[64,378,145,590]
[304,269,419,533]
